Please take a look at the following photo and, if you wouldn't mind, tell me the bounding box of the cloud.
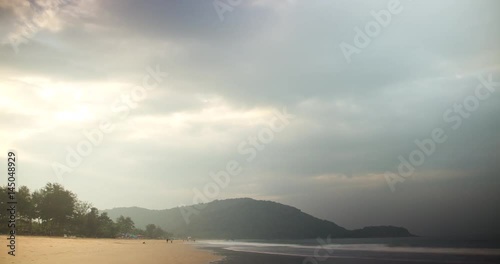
[0,0,499,236]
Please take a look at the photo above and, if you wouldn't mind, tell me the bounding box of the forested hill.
[104,198,414,239]
[0,184,412,239]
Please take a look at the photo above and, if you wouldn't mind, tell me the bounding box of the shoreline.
[196,239,500,264]
[201,246,500,264]
[0,236,221,264]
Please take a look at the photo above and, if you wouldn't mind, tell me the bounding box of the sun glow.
[55,106,91,122]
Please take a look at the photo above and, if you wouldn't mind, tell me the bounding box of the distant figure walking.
[166,239,169,243]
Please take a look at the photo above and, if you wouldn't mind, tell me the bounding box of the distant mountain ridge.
[103,198,414,239]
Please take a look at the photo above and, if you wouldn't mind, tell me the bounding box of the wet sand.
[0,236,220,264]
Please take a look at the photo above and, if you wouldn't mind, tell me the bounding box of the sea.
[195,237,500,264]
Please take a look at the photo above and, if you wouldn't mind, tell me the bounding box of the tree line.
[0,183,171,239]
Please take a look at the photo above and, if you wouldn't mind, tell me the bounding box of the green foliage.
[34,183,77,235]
[97,212,117,238]
[105,199,413,239]
[16,186,34,234]
[0,187,7,234]
[116,215,135,234]
[132,227,145,236]
[0,183,173,239]
[105,198,350,239]
[145,224,167,239]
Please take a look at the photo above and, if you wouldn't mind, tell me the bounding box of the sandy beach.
[0,236,220,264]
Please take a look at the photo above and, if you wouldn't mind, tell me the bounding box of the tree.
[116,215,135,234]
[70,200,92,235]
[154,226,166,238]
[132,227,145,236]
[17,186,34,234]
[34,183,77,235]
[0,183,155,239]
[145,223,167,239]
[0,186,7,233]
[145,224,156,238]
[97,212,117,238]
[85,207,99,237]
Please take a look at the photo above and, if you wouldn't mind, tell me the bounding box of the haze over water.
[199,237,500,264]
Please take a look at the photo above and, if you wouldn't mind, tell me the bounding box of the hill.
[103,198,413,239]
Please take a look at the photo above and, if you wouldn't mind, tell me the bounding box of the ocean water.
[196,237,500,264]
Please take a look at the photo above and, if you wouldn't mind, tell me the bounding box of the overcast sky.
[1,0,499,237]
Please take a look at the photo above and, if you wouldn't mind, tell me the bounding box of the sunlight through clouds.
[0,0,499,238]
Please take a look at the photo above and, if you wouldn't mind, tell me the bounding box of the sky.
[1,0,499,237]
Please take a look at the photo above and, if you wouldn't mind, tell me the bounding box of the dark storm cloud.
[1,0,499,237]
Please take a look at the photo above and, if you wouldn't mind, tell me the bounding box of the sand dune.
[0,236,220,264]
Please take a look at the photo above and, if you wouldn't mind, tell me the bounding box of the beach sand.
[0,236,220,264]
